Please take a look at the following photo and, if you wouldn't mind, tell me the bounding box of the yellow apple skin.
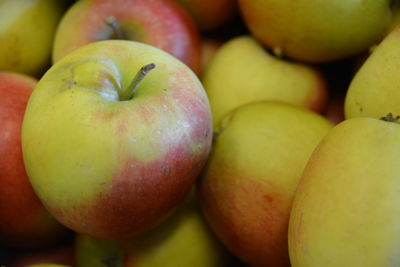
[21,40,212,239]
[0,0,66,77]
[238,0,394,63]
[198,102,333,267]
[75,189,230,267]
[289,117,400,266]
[202,36,326,127]
[345,26,400,119]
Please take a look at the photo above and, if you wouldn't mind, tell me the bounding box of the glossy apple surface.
[22,40,212,239]
[0,72,68,248]
[238,0,395,62]
[53,0,201,74]
[0,0,67,76]
[202,35,326,127]
[198,101,333,266]
[289,116,400,266]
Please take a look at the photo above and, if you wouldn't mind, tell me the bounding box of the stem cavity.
[380,113,400,123]
[126,63,156,100]
[104,16,126,40]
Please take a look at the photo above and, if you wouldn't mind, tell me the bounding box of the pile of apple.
[2,0,400,266]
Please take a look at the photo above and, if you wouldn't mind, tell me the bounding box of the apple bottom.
[47,143,208,240]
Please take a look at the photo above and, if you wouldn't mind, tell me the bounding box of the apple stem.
[104,16,125,40]
[380,113,400,123]
[126,63,156,99]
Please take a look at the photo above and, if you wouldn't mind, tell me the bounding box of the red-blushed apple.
[0,72,69,248]
[52,0,201,75]
[172,0,238,31]
[21,40,213,240]
[197,101,333,266]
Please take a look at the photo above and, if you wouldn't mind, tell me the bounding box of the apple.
[0,0,68,77]
[199,37,223,76]
[202,35,327,127]
[52,0,201,75]
[345,25,400,119]
[10,244,75,267]
[0,72,69,248]
[75,188,230,267]
[21,40,213,239]
[237,0,396,63]
[25,264,71,267]
[289,115,400,266]
[197,101,333,266]
[172,0,237,31]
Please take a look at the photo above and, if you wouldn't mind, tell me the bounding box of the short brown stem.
[126,63,156,100]
[104,16,125,40]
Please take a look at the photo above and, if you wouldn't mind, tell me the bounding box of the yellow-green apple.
[238,0,397,63]
[289,114,400,266]
[52,0,201,75]
[345,25,400,119]
[202,35,327,127]
[0,72,69,248]
[75,188,230,267]
[21,40,213,239]
[197,101,333,267]
[0,0,67,77]
[172,0,237,31]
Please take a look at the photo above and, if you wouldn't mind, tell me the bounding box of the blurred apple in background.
[22,40,212,239]
[202,35,327,127]
[238,0,397,63]
[0,0,68,77]
[75,188,231,267]
[345,25,400,119]
[52,0,201,75]
[10,243,75,267]
[197,101,333,266]
[0,72,69,248]
[172,0,238,31]
[199,38,223,76]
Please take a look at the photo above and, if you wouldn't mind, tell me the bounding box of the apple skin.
[21,40,213,239]
[237,0,394,63]
[10,244,75,267]
[289,117,400,266]
[172,0,237,31]
[0,0,67,77]
[200,38,223,76]
[345,26,400,119]
[202,35,327,127]
[0,72,69,248]
[75,188,230,267]
[197,101,333,266]
[53,0,201,75]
